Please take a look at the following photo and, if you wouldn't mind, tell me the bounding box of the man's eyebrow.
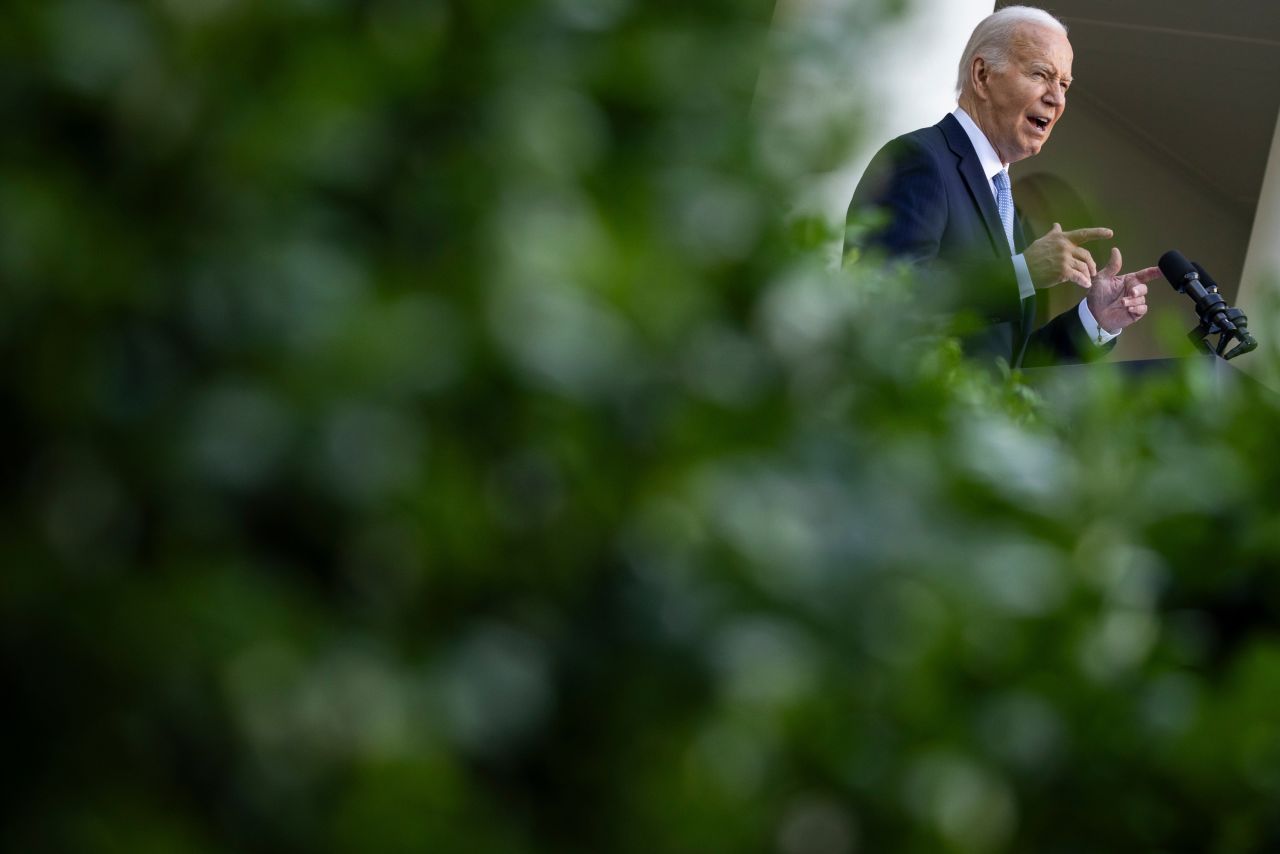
[1033,62,1072,84]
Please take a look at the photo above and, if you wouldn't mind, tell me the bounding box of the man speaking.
[846,5,1159,367]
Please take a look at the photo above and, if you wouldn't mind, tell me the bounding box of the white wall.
[828,0,996,220]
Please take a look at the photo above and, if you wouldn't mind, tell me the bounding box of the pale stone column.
[1234,110,1280,383]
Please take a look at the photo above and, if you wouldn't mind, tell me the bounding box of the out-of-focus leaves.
[7,0,1280,852]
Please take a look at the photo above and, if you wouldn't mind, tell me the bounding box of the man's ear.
[970,57,989,99]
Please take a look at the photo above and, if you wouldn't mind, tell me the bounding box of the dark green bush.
[6,1,1280,852]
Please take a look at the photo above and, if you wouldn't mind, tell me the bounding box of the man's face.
[976,24,1073,164]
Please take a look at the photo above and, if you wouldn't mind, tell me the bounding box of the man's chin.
[1016,139,1044,161]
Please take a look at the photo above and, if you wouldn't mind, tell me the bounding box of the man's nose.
[1043,84,1065,106]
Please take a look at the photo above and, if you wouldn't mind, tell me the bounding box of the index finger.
[1061,227,1114,245]
[1130,266,1161,284]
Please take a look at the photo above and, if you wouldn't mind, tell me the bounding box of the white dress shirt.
[952,107,1118,345]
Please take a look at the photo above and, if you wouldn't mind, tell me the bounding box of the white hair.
[955,6,1068,98]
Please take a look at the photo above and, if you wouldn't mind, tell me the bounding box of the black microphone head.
[1191,262,1220,292]
[1159,250,1197,293]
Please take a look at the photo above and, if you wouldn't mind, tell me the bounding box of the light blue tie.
[993,169,1016,253]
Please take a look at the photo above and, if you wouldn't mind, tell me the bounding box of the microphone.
[1158,250,1256,359]
[1158,250,1237,332]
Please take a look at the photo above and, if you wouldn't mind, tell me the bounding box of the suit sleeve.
[1023,306,1115,367]
[845,137,948,266]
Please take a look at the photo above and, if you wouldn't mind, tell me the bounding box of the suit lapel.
[939,114,1038,364]
[938,114,1007,259]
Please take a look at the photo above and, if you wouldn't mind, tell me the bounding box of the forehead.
[1011,23,1073,72]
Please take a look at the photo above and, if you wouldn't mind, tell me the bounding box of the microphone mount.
[1159,251,1258,360]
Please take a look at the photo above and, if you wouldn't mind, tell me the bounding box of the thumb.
[1102,246,1122,278]
[1050,222,1062,235]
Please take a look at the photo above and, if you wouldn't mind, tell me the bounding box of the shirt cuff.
[1012,254,1035,300]
[1078,299,1120,346]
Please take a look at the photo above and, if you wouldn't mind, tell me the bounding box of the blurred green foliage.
[7,1,1280,852]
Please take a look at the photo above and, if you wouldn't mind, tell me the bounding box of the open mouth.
[1027,115,1051,133]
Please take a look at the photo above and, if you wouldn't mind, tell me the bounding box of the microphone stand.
[1186,289,1257,360]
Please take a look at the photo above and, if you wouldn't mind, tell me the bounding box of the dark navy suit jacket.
[846,113,1107,367]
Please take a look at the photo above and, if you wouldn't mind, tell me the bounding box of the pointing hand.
[1086,247,1159,333]
[1025,222,1114,290]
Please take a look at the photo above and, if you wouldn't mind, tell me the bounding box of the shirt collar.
[952,106,1008,182]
